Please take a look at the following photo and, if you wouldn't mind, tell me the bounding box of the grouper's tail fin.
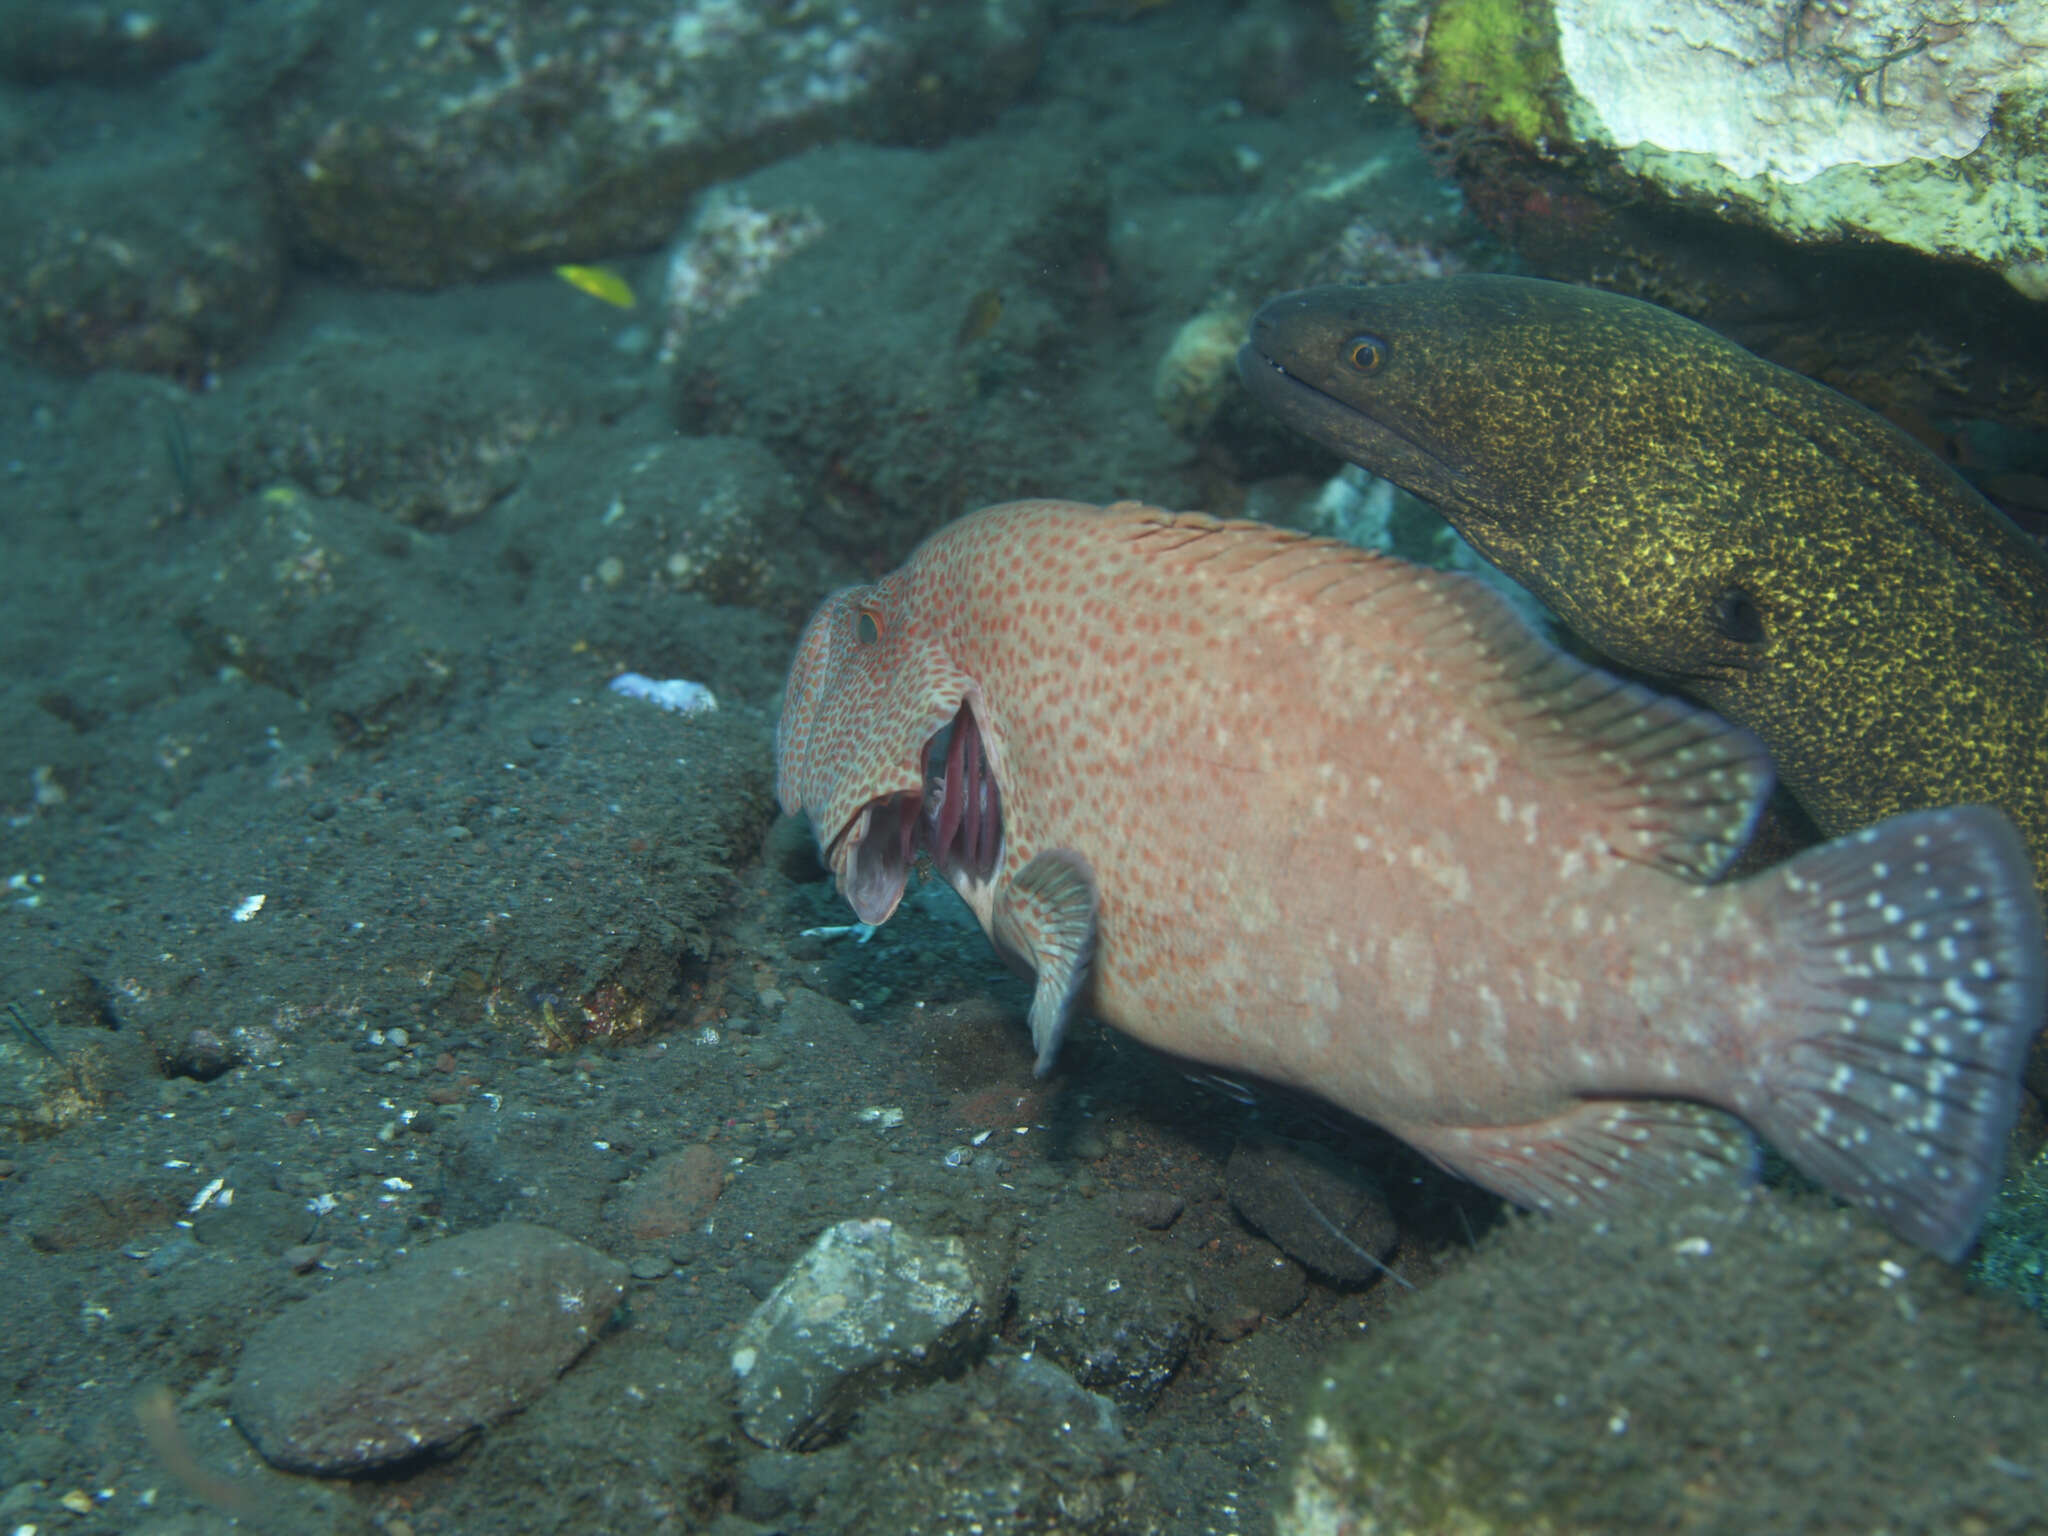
[1734,805,2045,1262]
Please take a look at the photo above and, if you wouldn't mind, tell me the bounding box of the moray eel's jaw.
[1236,302,1468,513]
[1240,284,1760,683]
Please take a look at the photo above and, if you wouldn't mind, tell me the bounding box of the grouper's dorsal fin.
[1110,506,1772,882]
[1444,572,1775,883]
[1116,505,1439,611]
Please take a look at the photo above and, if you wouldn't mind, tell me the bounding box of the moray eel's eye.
[1712,588,1765,645]
[855,607,883,645]
[1344,333,1388,373]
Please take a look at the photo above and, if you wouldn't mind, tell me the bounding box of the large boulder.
[0,138,282,378]
[1371,0,2048,298]
[231,1222,626,1474]
[252,0,1051,287]
[1278,1192,2048,1535]
[1355,0,2048,448]
[0,0,214,84]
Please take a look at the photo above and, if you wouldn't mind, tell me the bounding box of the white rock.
[1556,0,2048,184]
[608,673,717,715]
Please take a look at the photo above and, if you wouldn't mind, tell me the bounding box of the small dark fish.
[954,287,1004,349]
[161,406,195,512]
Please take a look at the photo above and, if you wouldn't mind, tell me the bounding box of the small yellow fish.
[554,263,635,309]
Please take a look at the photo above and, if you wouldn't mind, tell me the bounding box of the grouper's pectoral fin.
[1401,1099,1757,1218]
[991,849,1098,1076]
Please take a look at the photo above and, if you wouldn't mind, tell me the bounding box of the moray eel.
[1238,275,2048,902]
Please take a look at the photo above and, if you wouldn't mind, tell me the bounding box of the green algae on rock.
[1362,0,2048,299]
[1279,1193,2048,1536]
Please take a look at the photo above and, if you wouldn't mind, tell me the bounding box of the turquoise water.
[2,3,2045,1532]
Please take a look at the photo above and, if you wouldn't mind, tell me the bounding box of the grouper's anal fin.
[991,849,1099,1075]
[1401,1098,1758,1216]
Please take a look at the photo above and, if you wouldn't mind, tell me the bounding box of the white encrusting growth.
[609,672,718,715]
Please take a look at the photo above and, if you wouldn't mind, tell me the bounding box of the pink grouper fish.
[776,499,2046,1261]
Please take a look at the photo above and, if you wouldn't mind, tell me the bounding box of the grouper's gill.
[834,705,1003,923]
[923,703,1002,888]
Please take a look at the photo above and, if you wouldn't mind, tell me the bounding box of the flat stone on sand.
[231,1222,625,1474]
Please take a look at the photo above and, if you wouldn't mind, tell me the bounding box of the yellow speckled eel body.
[777,499,2045,1261]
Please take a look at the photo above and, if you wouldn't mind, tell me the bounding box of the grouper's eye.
[855,606,883,646]
[1711,587,1765,645]
[1344,333,1388,373]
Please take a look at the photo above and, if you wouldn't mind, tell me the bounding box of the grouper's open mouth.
[831,699,1002,925]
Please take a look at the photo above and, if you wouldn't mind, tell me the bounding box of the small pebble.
[628,1255,674,1281]
[143,1232,203,1276]
[609,672,716,714]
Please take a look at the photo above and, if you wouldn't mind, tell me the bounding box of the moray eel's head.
[1238,276,1787,690]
